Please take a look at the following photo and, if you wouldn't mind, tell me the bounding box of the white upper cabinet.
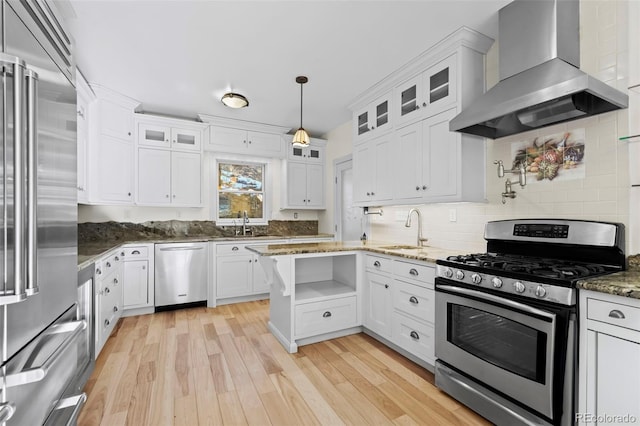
[395,53,457,128]
[348,27,493,207]
[200,115,290,158]
[353,133,394,205]
[86,85,140,205]
[135,114,205,152]
[76,69,95,204]
[281,139,327,210]
[352,92,393,144]
[171,151,202,206]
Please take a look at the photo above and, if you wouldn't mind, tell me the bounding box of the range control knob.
[491,277,503,288]
[455,270,465,280]
[535,286,547,298]
[513,281,526,293]
[443,268,453,278]
[471,273,482,284]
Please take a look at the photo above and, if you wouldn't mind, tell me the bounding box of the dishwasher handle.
[158,246,204,252]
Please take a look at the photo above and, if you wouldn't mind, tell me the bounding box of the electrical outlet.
[449,208,457,222]
[293,212,298,219]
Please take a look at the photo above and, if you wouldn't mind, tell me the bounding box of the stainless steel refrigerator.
[1,0,90,424]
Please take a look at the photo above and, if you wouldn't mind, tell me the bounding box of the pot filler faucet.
[405,208,429,247]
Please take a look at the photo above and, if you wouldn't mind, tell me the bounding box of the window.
[216,161,266,224]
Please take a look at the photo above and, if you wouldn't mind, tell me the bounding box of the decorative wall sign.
[510,129,586,184]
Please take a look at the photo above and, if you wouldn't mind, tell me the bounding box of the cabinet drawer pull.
[608,309,626,319]
[409,296,419,304]
[409,331,420,340]
[114,256,120,261]
[106,262,111,268]
[113,306,118,312]
[104,287,110,294]
[373,261,381,267]
[322,311,332,318]
[384,284,389,289]
[232,246,239,251]
[131,250,141,255]
[104,319,110,327]
[113,278,118,284]
[409,268,419,276]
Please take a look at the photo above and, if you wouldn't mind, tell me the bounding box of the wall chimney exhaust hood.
[450,0,627,139]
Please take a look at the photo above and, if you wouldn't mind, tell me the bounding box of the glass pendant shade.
[221,92,249,108]
[292,127,310,147]
[292,76,310,147]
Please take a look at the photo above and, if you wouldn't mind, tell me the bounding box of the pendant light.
[292,76,310,147]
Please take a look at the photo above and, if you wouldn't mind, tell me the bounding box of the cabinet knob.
[128,132,131,136]
[173,195,176,198]
[608,309,626,319]
[422,185,428,190]
[415,186,420,191]
[366,192,370,196]
[371,192,375,196]
[105,319,110,327]
[243,140,247,144]
[106,262,111,268]
[384,284,389,289]
[322,311,332,318]
[128,192,131,197]
[373,261,381,267]
[142,265,146,270]
[166,194,169,198]
[248,140,252,144]
[409,331,420,340]
[415,105,420,110]
[96,268,102,275]
[409,268,419,276]
[113,278,118,284]
[114,256,119,261]
[422,102,427,107]
[113,306,118,312]
[104,287,110,294]
[409,296,419,304]
[371,126,375,129]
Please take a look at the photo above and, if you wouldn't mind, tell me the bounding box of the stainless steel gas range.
[434,219,626,426]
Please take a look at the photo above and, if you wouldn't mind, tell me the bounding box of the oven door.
[435,282,557,420]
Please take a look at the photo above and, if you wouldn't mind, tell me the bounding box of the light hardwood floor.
[79,300,490,425]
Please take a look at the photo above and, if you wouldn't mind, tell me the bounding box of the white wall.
[320,0,631,254]
[78,152,319,223]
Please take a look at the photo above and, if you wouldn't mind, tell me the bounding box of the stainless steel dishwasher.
[155,242,208,307]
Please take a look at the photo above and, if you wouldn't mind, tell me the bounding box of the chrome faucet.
[242,211,252,236]
[405,208,428,247]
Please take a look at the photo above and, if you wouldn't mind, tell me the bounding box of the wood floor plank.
[80,301,489,426]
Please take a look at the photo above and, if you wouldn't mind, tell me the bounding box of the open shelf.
[295,280,356,304]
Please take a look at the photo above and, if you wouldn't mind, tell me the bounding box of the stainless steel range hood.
[450,0,628,139]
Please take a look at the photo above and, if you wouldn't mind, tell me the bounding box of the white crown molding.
[198,114,291,134]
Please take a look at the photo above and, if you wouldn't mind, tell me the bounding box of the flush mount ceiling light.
[221,92,249,109]
[292,76,310,147]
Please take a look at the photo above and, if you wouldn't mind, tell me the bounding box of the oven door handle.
[437,285,556,321]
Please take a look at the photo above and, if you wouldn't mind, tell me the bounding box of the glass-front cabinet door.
[352,92,392,144]
[138,123,171,148]
[395,74,423,127]
[171,128,201,151]
[422,54,457,118]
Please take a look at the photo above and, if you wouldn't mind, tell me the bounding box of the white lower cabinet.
[122,244,154,313]
[579,290,640,424]
[215,240,285,303]
[363,254,436,367]
[295,296,358,338]
[94,250,124,358]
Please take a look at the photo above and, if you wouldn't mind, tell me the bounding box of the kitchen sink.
[379,245,422,250]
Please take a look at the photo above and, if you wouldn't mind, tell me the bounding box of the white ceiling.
[67,0,511,137]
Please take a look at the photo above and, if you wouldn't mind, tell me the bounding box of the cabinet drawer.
[587,298,640,331]
[216,243,247,255]
[393,260,435,285]
[392,280,434,323]
[366,255,392,273]
[122,246,149,258]
[102,252,123,274]
[295,296,357,338]
[392,312,434,362]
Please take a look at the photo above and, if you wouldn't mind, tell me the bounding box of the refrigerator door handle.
[0,402,17,422]
[4,320,86,388]
[0,53,28,305]
[26,68,39,296]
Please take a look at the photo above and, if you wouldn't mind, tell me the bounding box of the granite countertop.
[577,255,640,300]
[78,234,334,270]
[245,240,462,263]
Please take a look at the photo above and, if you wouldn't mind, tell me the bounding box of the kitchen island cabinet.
[578,290,640,424]
[248,248,361,353]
